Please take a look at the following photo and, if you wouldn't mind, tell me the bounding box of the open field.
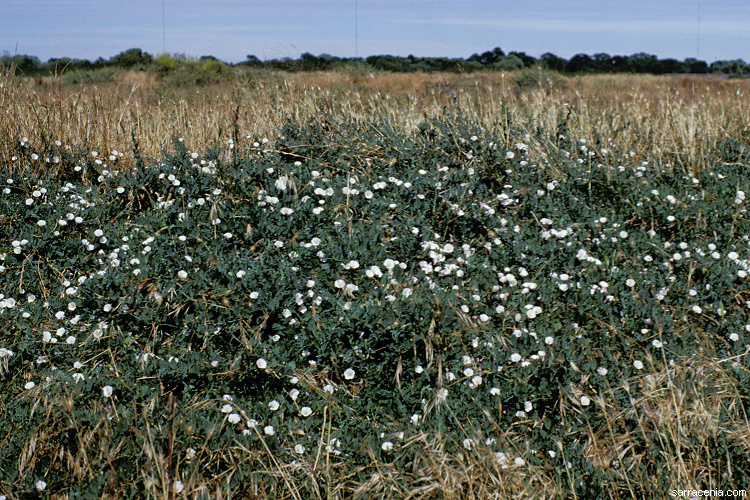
[1,67,750,498]
[3,68,750,174]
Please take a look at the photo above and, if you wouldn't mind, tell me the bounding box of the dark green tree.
[626,52,659,73]
[108,48,153,67]
[591,53,613,72]
[565,54,594,73]
[540,52,567,71]
[684,58,708,73]
[507,51,537,67]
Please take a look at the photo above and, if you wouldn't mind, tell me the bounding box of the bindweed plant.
[1,111,749,498]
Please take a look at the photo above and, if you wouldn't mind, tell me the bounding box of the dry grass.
[562,348,750,498]
[2,67,750,176]
[21,355,748,499]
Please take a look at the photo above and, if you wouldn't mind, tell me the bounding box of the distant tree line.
[3,46,750,77]
[1,48,156,75]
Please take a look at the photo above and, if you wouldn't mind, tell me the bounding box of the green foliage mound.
[1,114,750,497]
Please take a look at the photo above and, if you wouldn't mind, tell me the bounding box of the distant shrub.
[155,53,178,71]
[492,55,524,70]
[201,58,231,77]
[513,67,566,93]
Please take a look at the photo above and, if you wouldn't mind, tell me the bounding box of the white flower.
[383,258,397,270]
[514,456,525,466]
[25,381,36,390]
[381,441,393,451]
[264,425,275,436]
[228,413,241,424]
[236,270,246,278]
[256,358,267,369]
[178,270,188,279]
[36,480,47,492]
[173,481,184,494]
[344,368,356,380]
[652,339,663,349]
[269,400,280,411]
[730,332,740,342]
[524,401,533,412]
[102,385,113,398]
[633,360,644,370]
[597,367,608,376]
[221,404,233,413]
[436,388,448,401]
[691,305,702,314]
[580,395,591,406]
[294,444,305,454]
[510,353,522,362]
[300,406,312,417]
[626,278,636,287]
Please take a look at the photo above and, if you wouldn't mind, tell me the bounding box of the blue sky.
[3,0,750,64]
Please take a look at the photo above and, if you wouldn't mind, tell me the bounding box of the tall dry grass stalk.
[2,68,750,176]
